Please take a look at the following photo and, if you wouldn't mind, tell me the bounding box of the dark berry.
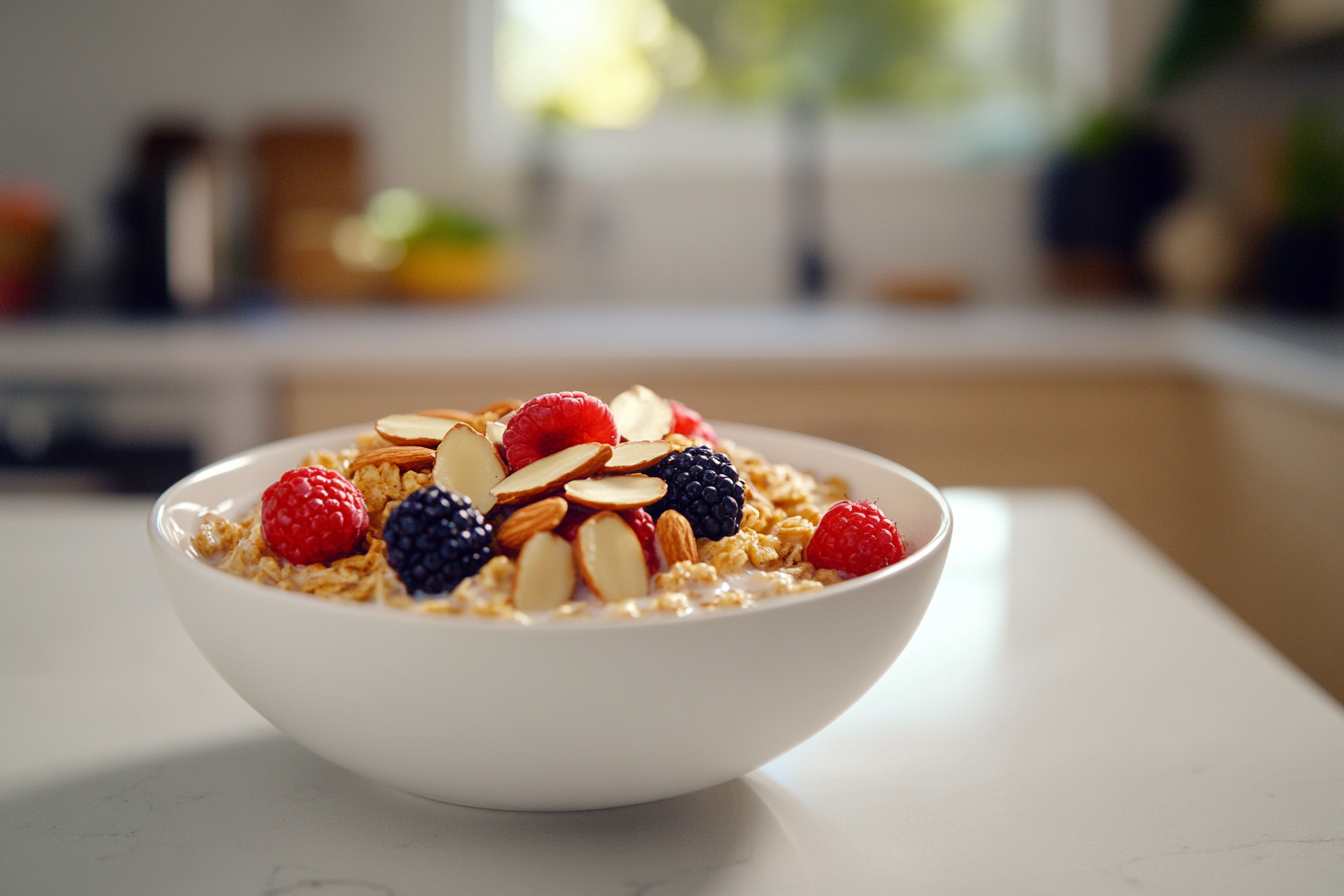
[384,487,494,596]
[648,446,744,540]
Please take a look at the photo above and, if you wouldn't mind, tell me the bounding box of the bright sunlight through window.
[495,0,1061,131]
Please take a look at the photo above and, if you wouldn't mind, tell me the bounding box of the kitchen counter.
[2,306,1342,410]
[3,491,1342,894]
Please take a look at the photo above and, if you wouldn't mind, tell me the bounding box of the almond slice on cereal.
[655,509,698,566]
[564,474,667,510]
[348,445,437,474]
[433,425,508,514]
[485,411,514,449]
[416,407,477,422]
[512,532,576,612]
[491,442,613,504]
[496,496,569,551]
[610,385,674,442]
[602,440,673,473]
[574,512,649,602]
[375,414,466,447]
[418,408,488,433]
[476,399,523,417]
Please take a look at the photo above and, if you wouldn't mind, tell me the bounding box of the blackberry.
[649,446,744,540]
[384,487,494,596]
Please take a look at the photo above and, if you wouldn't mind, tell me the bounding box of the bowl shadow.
[0,734,812,895]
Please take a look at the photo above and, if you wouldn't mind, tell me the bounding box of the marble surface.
[2,491,1342,894]
[2,307,1342,409]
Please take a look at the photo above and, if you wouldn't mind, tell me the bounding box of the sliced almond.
[375,414,465,447]
[486,410,514,449]
[416,408,476,422]
[496,496,569,551]
[602,440,673,473]
[476,399,523,417]
[433,425,508,514]
[655,509,698,566]
[417,407,485,433]
[512,532,577,612]
[348,445,436,474]
[610,385,674,442]
[490,442,613,504]
[564,474,667,510]
[574,512,649,602]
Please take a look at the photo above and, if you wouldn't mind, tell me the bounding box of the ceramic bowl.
[149,422,952,810]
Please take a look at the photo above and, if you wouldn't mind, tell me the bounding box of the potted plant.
[1260,112,1344,315]
[1038,108,1188,295]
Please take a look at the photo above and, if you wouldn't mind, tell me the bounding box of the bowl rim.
[149,421,953,632]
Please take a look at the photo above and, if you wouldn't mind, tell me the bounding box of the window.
[467,0,1107,171]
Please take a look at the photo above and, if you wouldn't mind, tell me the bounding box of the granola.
[191,386,913,622]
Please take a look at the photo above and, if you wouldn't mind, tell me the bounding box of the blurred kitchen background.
[2,1,1342,696]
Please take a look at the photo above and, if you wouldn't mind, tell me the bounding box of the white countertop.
[2,307,1342,409]
[3,491,1342,894]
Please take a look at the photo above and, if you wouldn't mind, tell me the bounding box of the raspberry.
[649,446,744,540]
[502,391,617,470]
[622,508,659,573]
[805,501,905,577]
[384,487,494,595]
[669,399,717,445]
[261,466,369,565]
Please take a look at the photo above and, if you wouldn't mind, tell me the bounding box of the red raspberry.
[261,466,369,565]
[669,399,717,445]
[805,501,905,577]
[502,391,617,470]
[621,508,659,573]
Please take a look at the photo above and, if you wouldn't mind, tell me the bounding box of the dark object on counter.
[0,398,195,494]
[108,122,223,315]
[1038,111,1189,296]
[1259,112,1344,316]
[1260,221,1343,315]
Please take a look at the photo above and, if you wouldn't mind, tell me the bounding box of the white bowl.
[149,422,952,811]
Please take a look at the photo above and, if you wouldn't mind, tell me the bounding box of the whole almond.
[496,497,569,551]
[348,445,436,473]
[655,510,698,566]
